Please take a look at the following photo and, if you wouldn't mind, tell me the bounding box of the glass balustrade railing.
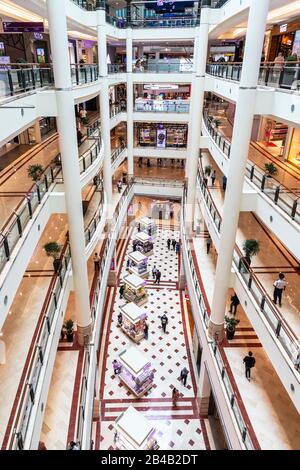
[0,162,61,274]
[197,168,300,371]
[70,64,99,85]
[133,61,193,73]
[79,138,102,174]
[181,198,255,449]
[84,191,105,246]
[0,64,98,98]
[206,62,300,91]
[111,144,126,165]
[107,64,126,74]
[202,113,300,224]
[134,99,190,113]
[10,243,71,450]
[110,105,125,118]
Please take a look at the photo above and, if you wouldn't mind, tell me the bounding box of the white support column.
[185,6,210,231]
[197,358,211,415]
[208,0,270,341]
[97,8,107,78]
[46,0,92,345]
[126,29,134,176]
[100,79,113,218]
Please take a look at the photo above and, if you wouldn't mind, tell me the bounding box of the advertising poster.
[156,128,166,148]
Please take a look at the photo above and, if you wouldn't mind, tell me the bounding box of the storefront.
[119,302,148,342]
[267,18,300,61]
[118,347,155,397]
[285,127,300,168]
[114,406,159,450]
[135,123,188,148]
[257,117,289,157]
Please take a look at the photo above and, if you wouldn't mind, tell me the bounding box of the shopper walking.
[172,239,176,251]
[273,272,288,307]
[152,264,157,279]
[117,312,123,327]
[222,175,227,191]
[180,367,189,387]
[229,293,240,315]
[119,284,125,300]
[144,322,149,340]
[155,270,161,285]
[167,238,171,251]
[175,242,180,255]
[243,351,256,382]
[160,313,168,333]
[206,236,212,255]
[93,253,100,271]
[172,387,180,407]
[113,359,122,375]
[117,180,122,193]
[211,169,216,186]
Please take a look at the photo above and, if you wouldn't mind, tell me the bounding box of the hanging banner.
[156,128,166,148]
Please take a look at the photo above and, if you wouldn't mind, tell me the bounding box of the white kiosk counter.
[128,250,149,278]
[118,346,155,397]
[119,302,147,343]
[114,406,159,450]
[133,232,154,256]
[139,217,157,236]
[123,273,148,306]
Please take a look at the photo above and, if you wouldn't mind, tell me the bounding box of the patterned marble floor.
[96,225,209,450]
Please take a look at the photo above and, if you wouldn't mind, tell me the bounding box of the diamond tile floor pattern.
[96,227,208,450]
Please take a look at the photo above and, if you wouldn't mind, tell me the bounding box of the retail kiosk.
[133,232,154,256]
[139,217,157,236]
[114,406,159,450]
[128,250,149,278]
[119,302,147,343]
[123,273,148,306]
[118,347,155,397]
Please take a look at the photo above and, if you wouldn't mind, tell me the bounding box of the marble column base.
[77,323,93,346]
[208,320,225,342]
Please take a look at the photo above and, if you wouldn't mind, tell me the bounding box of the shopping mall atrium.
[0,0,300,452]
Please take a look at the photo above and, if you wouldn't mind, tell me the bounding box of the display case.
[133,232,154,256]
[118,347,155,397]
[119,302,147,343]
[123,273,148,306]
[139,217,157,236]
[128,251,149,278]
[114,406,159,450]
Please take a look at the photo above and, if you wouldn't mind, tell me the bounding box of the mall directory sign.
[3,22,44,33]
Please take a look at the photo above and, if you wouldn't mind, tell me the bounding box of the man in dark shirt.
[160,314,168,333]
[243,351,256,381]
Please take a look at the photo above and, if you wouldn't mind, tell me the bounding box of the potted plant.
[27,164,44,182]
[264,162,278,177]
[44,241,62,273]
[204,165,212,177]
[242,239,260,267]
[64,319,74,342]
[225,316,240,340]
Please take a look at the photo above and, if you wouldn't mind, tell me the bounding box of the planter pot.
[226,327,235,340]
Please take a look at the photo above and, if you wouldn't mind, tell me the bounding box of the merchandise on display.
[128,251,150,278]
[133,232,154,256]
[139,217,157,236]
[119,302,148,343]
[114,406,159,450]
[118,347,155,397]
[123,273,148,306]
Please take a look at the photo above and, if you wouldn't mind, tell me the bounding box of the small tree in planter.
[225,315,240,340]
[64,319,74,342]
[242,239,260,267]
[27,164,44,182]
[264,162,278,177]
[204,165,212,177]
[44,241,62,273]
